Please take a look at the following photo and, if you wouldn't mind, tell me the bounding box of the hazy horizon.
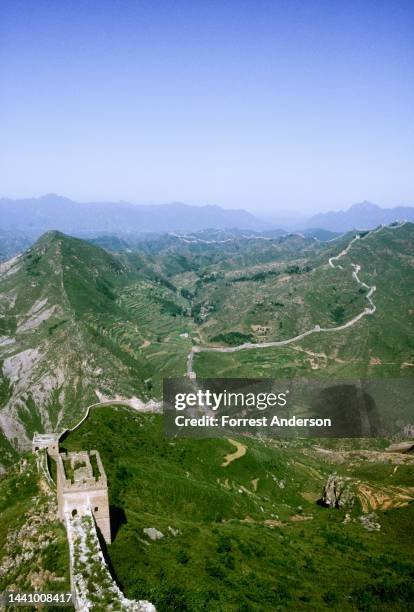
[1,1,413,214]
[2,193,414,222]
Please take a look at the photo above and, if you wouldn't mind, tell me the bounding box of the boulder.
[143,527,164,541]
[322,473,355,508]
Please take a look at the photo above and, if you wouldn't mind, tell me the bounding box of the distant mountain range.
[307,201,414,232]
[0,194,264,234]
[0,195,413,241]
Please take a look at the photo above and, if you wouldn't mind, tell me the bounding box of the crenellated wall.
[56,450,111,544]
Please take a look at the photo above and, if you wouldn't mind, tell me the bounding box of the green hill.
[0,224,413,609]
[58,405,414,611]
[0,231,165,461]
[1,224,413,465]
[194,224,414,378]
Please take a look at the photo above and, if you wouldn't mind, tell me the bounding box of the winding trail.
[186,222,407,377]
[59,221,407,429]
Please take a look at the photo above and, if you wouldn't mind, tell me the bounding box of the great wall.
[28,221,409,609]
[32,432,156,611]
[186,221,407,378]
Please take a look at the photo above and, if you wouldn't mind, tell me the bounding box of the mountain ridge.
[0,194,264,233]
[308,200,414,231]
[1,224,414,468]
[0,231,156,461]
[2,195,414,239]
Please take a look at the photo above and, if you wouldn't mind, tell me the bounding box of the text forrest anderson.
[174,414,332,428]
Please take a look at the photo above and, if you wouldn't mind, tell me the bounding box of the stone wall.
[66,507,155,611]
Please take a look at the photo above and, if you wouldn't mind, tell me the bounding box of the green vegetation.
[0,456,70,596]
[63,458,75,482]
[210,331,254,345]
[0,224,413,466]
[64,406,414,611]
[1,225,413,446]
[1,225,414,609]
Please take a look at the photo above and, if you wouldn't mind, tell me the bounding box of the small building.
[56,450,111,544]
[32,432,60,457]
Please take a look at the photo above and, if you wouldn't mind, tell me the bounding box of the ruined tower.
[32,432,60,458]
[56,450,111,544]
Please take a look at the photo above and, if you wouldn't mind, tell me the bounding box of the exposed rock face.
[322,473,355,508]
[399,424,414,438]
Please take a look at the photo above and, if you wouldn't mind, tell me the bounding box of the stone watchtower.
[56,450,111,544]
[32,432,60,458]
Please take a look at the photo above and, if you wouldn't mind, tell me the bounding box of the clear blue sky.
[1,0,413,214]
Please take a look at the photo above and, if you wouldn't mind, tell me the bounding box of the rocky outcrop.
[321,473,355,508]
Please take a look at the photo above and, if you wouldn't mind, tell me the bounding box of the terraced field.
[0,224,413,461]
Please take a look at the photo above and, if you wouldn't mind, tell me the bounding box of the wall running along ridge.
[186,222,407,377]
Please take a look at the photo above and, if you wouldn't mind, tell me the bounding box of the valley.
[1,223,414,458]
[3,0,413,608]
[0,222,413,610]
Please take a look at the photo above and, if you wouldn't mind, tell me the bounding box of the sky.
[1,0,413,215]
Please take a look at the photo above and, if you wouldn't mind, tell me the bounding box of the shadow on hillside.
[59,429,69,445]
[110,505,127,540]
[96,522,125,589]
[310,384,380,437]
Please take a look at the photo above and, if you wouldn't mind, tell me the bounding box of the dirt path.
[221,438,247,467]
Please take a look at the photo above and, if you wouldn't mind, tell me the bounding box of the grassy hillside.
[63,406,414,611]
[194,224,414,378]
[0,231,182,453]
[0,222,413,609]
[1,224,413,462]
